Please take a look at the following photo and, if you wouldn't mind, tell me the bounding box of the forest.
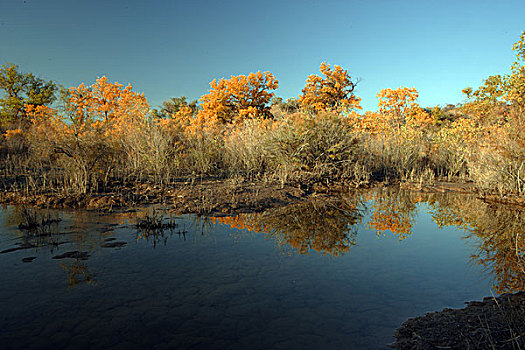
[0,31,524,202]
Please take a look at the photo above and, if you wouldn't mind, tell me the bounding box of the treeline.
[0,31,524,196]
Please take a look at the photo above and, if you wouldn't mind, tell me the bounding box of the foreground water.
[0,189,523,349]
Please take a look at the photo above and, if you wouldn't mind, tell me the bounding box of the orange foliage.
[365,190,419,241]
[67,76,149,140]
[214,215,267,234]
[298,62,361,113]
[355,111,385,134]
[24,104,56,122]
[368,210,412,240]
[3,128,23,141]
[25,104,72,149]
[376,87,432,132]
[197,71,278,125]
[27,77,150,145]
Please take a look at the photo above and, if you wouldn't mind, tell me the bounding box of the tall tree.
[298,62,361,113]
[0,63,57,129]
[198,71,279,124]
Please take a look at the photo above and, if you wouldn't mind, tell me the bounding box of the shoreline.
[391,292,525,349]
[1,178,523,214]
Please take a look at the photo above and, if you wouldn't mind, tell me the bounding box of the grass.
[135,208,177,230]
[0,109,524,202]
[18,207,61,232]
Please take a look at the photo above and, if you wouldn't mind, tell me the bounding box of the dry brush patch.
[2,49,525,201]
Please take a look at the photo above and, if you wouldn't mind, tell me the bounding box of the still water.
[0,189,523,349]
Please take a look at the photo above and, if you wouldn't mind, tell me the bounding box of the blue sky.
[1,0,524,111]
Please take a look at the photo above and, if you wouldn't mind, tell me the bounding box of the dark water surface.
[1,189,522,349]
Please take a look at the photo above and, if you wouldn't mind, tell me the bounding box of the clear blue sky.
[1,0,524,111]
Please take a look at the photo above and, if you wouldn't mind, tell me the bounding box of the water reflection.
[214,196,363,257]
[426,194,525,293]
[1,189,524,293]
[0,207,122,289]
[1,206,64,253]
[59,260,97,289]
[1,191,524,349]
[364,189,417,241]
[135,208,187,248]
[214,188,525,293]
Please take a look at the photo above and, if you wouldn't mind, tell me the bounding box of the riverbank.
[0,178,312,214]
[391,292,525,349]
[1,178,524,214]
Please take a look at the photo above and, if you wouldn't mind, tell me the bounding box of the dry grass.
[0,109,524,198]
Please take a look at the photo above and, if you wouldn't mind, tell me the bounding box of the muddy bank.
[0,179,316,214]
[391,292,525,349]
[1,179,524,213]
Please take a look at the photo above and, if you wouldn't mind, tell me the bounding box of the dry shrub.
[359,125,436,184]
[117,119,182,185]
[180,124,225,178]
[268,111,362,185]
[223,119,275,180]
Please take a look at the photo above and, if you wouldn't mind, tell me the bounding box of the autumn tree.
[298,62,361,113]
[0,63,57,130]
[506,30,525,124]
[197,71,279,124]
[27,76,150,192]
[461,75,507,129]
[152,96,198,120]
[376,86,433,132]
[65,76,149,132]
[462,31,525,127]
[459,31,525,194]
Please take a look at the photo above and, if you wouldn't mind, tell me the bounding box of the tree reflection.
[214,189,525,293]
[428,196,525,293]
[215,196,363,257]
[469,207,525,293]
[1,190,523,293]
[364,188,418,241]
[59,260,97,289]
[366,190,525,293]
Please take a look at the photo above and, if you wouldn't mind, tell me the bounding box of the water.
[0,189,523,349]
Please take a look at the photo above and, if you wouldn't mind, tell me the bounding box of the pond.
[0,188,523,349]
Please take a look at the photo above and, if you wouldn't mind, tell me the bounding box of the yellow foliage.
[3,128,23,140]
[376,87,422,132]
[197,71,278,125]
[298,62,361,113]
[67,76,150,141]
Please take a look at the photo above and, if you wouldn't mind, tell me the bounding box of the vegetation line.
[1,32,524,200]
